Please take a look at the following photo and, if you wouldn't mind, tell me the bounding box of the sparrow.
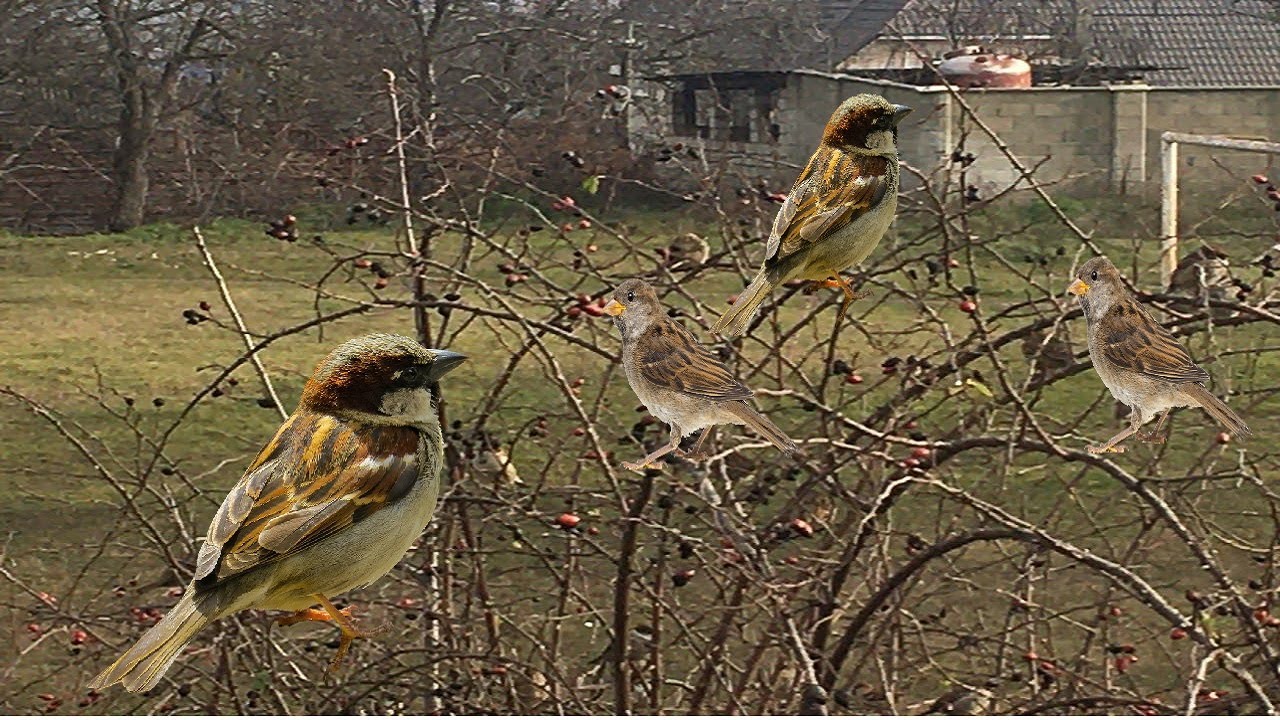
[605,279,798,470]
[712,94,911,337]
[1020,326,1075,384]
[1068,256,1249,453]
[91,334,467,692]
[1167,243,1233,316]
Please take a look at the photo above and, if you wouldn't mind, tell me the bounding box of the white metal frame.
[1161,131,1280,287]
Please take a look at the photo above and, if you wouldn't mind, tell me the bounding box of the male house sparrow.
[712,94,911,337]
[605,279,798,470]
[91,334,466,692]
[1068,256,1249,453]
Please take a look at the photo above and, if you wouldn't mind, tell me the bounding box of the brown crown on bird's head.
[821,94,913,150]
[300,333,467,414]
[1067,256,1131,317]
[604,279,664,335]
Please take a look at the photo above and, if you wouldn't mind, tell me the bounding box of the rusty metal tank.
[938,51,1032,88]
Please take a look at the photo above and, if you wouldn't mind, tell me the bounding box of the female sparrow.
[1068,256,1250,453]
[712,94,912,337]
[605,279,798,470]
[91,334,466,692]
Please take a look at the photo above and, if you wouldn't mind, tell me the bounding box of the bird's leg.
[678,427,715,462]
[299,595,384,673]
[1138,409,1172,443]
[1088,410,1144,454]
[810,273,870,323]
[623,431,682,472]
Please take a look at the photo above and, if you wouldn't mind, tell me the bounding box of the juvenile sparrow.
[91,334,466,692]
[1167,243,1233,318]
[605,279,798,470]
[1068,256,1249,453]
[712,94,911,337]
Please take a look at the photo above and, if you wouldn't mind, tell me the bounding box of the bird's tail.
[90,591,213,693]
[725,402,799,456]
[711,272,776,338]
[1183,383,1252,438]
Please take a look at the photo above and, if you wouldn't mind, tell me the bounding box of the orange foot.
[808,275,870,323]
[276,596,386,673]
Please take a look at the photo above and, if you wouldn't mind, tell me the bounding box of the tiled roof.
[1089,0,1280,86]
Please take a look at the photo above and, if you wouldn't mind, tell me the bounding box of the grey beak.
[891,104,913,125]
[427,349,468,382]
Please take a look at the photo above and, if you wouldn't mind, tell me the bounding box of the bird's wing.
[766,147,891,262]
[1097,297,1211,384]
[193,412,421,586]
[636,320,753,401]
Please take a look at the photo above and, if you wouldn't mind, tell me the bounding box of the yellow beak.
[1067,278,1090,296]
[604,299,625,316]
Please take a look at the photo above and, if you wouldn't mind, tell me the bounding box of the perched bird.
[1167,243,1234,318]
[712,94,911,337]
[91,334,466,692]
[1020,326,1075,384]
[1068,256,1249,453]
[605,279,798,470]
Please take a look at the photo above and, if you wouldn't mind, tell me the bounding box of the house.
[634,0,1280,193]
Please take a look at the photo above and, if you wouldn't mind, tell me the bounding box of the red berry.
[1109,606,1124,617]
[904,420,918,430]
[727,294,738,305]
[575,293,592,305]
[1254,174,1270,184]
[959,299,977,314]
[911,447,931,459]
[373,277,389,290]
[551,201,565,211]
[353,258,372,269]
[567,306,582,318]
[560,195,576,207]
[672,569,696,587]
[585,243,599,253]
[26,623,41,634]
[561,223,574,233]
[1022,651,1038,661]
[947,257,960,268]
[572,427,586,436]
[505,273,524,287]
[69,629,89,645]
[1216,431,1231,445]
[284,214,297,225]
[901,457,920,469]
[578,219,592,230]
[556,513,580,529]
[1170,627,1188,640]
[846,373,864,385]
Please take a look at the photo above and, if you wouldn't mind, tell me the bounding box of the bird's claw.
[1138,431,1167,444]
[622,459,664,472]
[1087,444,1127,454]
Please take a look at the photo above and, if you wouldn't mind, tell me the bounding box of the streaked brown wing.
[766,147,890,262]
[194,412,420,586]
[636,320,753,401]
[1098,298,1210,384]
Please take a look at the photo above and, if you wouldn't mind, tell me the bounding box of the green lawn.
[3,203,1279,712]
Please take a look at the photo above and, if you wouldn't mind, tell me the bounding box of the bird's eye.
[400,366,420,385]
[626,291,635,302]
[1090,270,1098,282]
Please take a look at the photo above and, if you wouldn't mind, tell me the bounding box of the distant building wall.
[637,70,1280,196]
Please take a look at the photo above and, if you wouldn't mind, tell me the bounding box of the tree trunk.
[108,122,150,232]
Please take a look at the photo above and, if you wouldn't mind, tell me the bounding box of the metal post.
[1158,131,1280,289]
[1160,135,1178,289]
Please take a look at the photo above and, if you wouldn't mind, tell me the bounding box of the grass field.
[4,202,1280,712]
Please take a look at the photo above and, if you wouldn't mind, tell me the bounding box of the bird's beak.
[890,104,913,126]
[604,299,625,316]
[427,349,468,381]
[1067,279,1090,297]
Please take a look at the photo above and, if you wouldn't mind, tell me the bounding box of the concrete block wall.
[637,71,1280,194]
